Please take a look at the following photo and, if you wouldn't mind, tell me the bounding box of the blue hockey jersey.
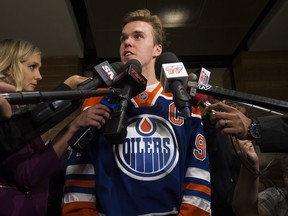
[63,82,211,216]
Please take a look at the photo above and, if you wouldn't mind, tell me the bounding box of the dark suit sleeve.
[0,83,81,161]
[257,114,288,152]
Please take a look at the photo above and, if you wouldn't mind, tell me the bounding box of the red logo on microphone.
[165,65,183,74]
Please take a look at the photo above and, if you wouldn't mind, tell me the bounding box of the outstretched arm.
[232,139,259,216]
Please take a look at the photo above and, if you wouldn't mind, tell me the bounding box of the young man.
[62,9,211,215]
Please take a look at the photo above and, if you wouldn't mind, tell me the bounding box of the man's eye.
[120,36,127,42]
[135,34,142,39]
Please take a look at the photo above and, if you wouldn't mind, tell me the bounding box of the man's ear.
[153,44,162,58]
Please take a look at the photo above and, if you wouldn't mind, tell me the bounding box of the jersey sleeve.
[179,106,211,215]
[63,97,103,215]
[62,148,100,216]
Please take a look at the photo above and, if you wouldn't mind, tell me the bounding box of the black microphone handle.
[103,95,129,145]
[196,83,288,112]
[169,80,191,118]
[1,89,122,105]
[67,59,145,151]
[68,126,97,152]
[76,77,102,90]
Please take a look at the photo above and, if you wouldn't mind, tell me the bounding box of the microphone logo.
[161,62,188,80]
[166,65,183,75]
[197,83,212,91]
[101,65,116,80]
[130,67,147,85]
[94,60,117,85]
[198,68,211,84]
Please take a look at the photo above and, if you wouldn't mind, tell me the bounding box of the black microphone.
[186,72,288,113]
[1,89,122,105]
[104,59,146,144]
[155,52,191,118]
[68,59,147,152]
[6,61,123,144]
[1,61,124,105]
[77,61,124,90]
[196,83,288,112]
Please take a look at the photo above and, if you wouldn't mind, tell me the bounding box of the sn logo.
[101,65,115,80]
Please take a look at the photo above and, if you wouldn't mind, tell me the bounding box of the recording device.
[1,89,121,105]
[187,72,198,98]
[189,93,216,115]
[186,72,215,115]
[195,83,288,112]
[3,60,123,149]
[155,52,191,118]
[77,61,124,90]
[104,59,146,143]
[187,71,288,113]
[68,59,147,152]
[1,61,123,105]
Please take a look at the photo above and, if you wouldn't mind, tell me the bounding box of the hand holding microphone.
[68,59,147,152]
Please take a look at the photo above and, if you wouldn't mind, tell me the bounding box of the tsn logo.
[101,64,116,80]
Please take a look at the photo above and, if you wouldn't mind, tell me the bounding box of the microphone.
[104,59,146,144]
[186,72,288,113]
[1,61,124,105]
[1,89,122,105]
[189,93,216,115]
[77,61,124,90]
[155,52,191,118]
[196,83,288,112]
[6,60,123,145]
[68,59,146,152]
[187,72,198,98]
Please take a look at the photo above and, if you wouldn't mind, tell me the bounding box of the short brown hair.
[121,9,166,47]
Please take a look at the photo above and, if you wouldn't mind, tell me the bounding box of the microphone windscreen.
[188,73,198,82]
[111,62,124,73]
[191,93,208,107]
[125,59,142,73]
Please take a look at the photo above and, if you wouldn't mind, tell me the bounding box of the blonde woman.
[0,39,110,216]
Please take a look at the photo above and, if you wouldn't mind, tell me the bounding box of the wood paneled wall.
[38,57,83,91]
[233,51,288,187]
[233,51,288,102]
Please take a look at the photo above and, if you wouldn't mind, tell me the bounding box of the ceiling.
[74,0,288,70]
[1,0,287,68]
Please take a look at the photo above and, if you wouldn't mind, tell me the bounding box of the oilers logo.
[114,114,179,181]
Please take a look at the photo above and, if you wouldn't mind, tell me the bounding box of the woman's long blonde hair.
[0,39,41,91]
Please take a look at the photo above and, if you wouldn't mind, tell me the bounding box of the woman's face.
[21,53,42,91]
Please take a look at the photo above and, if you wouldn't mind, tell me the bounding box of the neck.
[141,61,159,86]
